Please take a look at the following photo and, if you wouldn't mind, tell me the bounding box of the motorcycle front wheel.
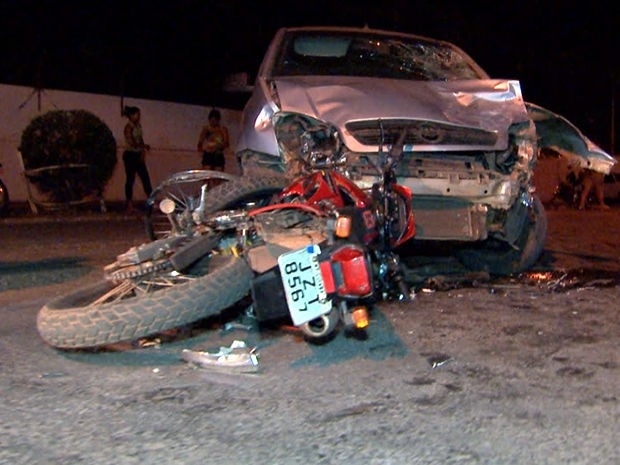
[37,253,252,349]
[145,169,287,240]
[37,173,289,349]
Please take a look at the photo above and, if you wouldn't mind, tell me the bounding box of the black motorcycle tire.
[198,170,288,212]
[37,254,252,349]
[145,169,240,240]
[146,169,287,240]
[0,178,9,216]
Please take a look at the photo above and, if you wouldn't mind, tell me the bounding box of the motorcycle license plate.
[278,244,331,325]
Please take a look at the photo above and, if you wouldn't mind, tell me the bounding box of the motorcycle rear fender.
[250,266,291,321]
[320,244,373,298]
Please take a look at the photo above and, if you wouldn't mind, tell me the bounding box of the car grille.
[345,119,498,146]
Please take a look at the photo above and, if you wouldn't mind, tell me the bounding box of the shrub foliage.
[19,110,117,203]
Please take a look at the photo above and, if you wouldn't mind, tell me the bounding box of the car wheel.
[456,196,548,275]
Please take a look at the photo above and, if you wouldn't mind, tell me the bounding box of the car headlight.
[272,112,342,167]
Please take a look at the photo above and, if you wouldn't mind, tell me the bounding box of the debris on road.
[181,340,260,373]
[221,321,254,333]
[424,353,452,369]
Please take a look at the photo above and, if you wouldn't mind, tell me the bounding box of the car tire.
[456,195,548,275]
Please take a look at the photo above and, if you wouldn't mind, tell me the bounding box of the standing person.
[122,106,153,214]
[197,108,230,171]
[578,168,610,210]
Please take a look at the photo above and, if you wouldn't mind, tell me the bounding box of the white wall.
[0,83,242,203]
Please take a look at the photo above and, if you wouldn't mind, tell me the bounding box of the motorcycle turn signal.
[334,215,352,238]
[351,306,370,329]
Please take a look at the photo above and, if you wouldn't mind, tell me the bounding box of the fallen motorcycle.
[36,127,415,349]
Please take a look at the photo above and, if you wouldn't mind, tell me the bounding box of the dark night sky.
[1,0,618,151]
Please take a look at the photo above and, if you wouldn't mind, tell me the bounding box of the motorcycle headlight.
[272,112,342,166]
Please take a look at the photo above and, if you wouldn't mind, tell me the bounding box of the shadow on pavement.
[44,305,409,370]
[289,309,408,368]
[0,257,91,291]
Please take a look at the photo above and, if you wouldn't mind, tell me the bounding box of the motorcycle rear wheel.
[37,253,252,349]
[299,308,340,343]
[145,170,239,240]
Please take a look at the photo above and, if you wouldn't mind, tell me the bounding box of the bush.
[19,110,117,203]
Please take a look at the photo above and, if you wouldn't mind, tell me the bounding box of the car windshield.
[271,30,483,81]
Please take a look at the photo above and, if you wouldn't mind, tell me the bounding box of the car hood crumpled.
[273,76,531,151]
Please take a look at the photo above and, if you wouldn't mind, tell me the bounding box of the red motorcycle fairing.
[335,205,380,246]
[319,244,373,298]
[279,170,371,209]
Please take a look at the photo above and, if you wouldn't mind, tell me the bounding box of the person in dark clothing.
[122,106,153,213]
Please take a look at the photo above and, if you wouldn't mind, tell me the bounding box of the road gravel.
[0,205,618,465]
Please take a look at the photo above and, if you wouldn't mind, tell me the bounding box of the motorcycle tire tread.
[37,254,253,349]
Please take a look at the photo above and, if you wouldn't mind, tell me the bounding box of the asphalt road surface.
[0,205,618,465]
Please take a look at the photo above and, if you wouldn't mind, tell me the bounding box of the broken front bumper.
[411,196,488,241]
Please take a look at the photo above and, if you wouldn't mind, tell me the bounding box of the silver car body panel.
[238,76,536,215]
[526,102,615,174]
[235,26,615,243]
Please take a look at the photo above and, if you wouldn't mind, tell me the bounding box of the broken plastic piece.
[427,353,452,368]
[138,337,161,348]
[181,340,260,373]
[222,322,253,332]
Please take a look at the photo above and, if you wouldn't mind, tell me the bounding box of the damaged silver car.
[233,26,616,275]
